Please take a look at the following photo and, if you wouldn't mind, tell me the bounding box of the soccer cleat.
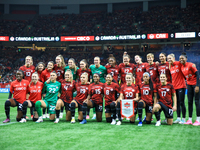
[31,115,33,119]
[46,114,49,119]
[59,113,63,119]
[80,119,87,124]
[116,121,122,125]
[173,119,181,124]
[192,120,200,126]
[138,121,143,126]
[19,118,27,123]
[155,121,161,126]
[3,118,10,123]
[111,119,116,125]
[54,118,59,123]
[162,119,167,123]
[26,116,29,119]
[179,120,186,124]
[184,120,193,125]
[36,117,43,123]
[42,114,46,119]
[86,115,90,119]
[92,114,96,120]
[71,118,75,123]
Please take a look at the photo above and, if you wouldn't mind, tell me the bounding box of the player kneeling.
[153,73,177,126]
[80,73,104,124]
[35,71,61,123]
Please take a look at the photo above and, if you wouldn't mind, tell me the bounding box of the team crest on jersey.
[176,65,178,68]
[154,68,156,70]
[166,67,168,69]
[38,86,41,88]
[166,89,169,91]
[130,68,132,70]
[189,74,192,77]
[24,84,26,86]
[56,86,58,89]
[132,89,135,92]
[111,88,113,91]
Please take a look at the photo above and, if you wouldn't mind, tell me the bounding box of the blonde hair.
[147,53,154,58]
[25,56,33,66]
[65,69,73,84]
[29,72,39,87]
[168,53,175,58]
[56,55,66,70]
[81,72,88,81]
[125,73,135,83]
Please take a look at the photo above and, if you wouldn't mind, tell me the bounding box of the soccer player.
[19,55,35,82]
[153,73,177,126]
[179,53,200,126]
[35,62,45,81]
[80,73,104,124]
[167,54,186,124]
[56,70,75,122]
[105,54,119,83]
[118,53,135,85]
[89,56,107,119]
[157,53,171,83]
[64,58,79,81]
[3,70,29,123]
[19,72,44,123]
[104,74,120,125]
[135,55,148,86]
[116,73,139,125]
[70,72,89,123]
[146,53,159,86]
[35,71,61,123]
[137,72,157,126]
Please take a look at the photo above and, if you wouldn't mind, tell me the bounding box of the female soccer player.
[137,72,157,126]
[167,54,186,124]
[64,58,79,81]
[153,73,177,126]
[104,74,120,125]
[80,73,104,124]
[19,55,35,82]
[179,53,200,126]
[35,62,45,81]
[145,53,159,85]
[54,55,65,81]
[70,72,89,123]
[157,53,171,83]
[89,56,107,119]
[116,73,139,125]
[135,55,148,85]
[40,61,54,118]
[3,70,29,123]
[35,71,61,123]
[19,72,44,123]
[56,70,75,123]
[118,53,135,85]
[105,54,119,83]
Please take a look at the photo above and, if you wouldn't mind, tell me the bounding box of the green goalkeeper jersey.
[89,65,107,83]
[42,81,61,103]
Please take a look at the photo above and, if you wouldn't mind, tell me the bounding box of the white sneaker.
[71,118,75,123]
[59,113,63,118]
[19,118,26,123]
[162,119,167,123]
[46,114,49,119]
[173,119,181,124]
[116,121,121,125]
[126,117,130,120]
[111,119,116,125]
[54,118,59,123]
[92,114,96,120]
[155,121,161,126]
[42,114,46,119]
[36,117,43,123]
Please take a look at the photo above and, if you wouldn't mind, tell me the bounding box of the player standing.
[35,62,45,82]
[64,58,79,81]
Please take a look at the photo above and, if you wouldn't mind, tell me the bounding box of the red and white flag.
[121,100,135,118]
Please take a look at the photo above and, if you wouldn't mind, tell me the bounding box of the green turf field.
[0,93,199,150]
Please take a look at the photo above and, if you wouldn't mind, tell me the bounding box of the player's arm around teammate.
[153,74,177,126]
[80,73,104,124]
[3,70,29,123]
[35,71,61,123]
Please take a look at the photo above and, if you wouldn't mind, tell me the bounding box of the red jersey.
[59,80,75,103]
[120,83,139,108]
[105,64,119,83]
[88,82,104,105]
[155,83,175,109]
[146,62,159,85]
[158,62,171,83]
[77,68,91,82]
[104,82,120,106]
[19,65,35,82]
[181,62,198,86]
[10,79,29,104]
[40,69,54,83]
[28,81,43,103]
[37,70,43,82]
[54,64,64,81]
[170,61,186,89]
[118,63,135,85]
[75,82,89,105]
[138,82,156,106]
[135,62,148,85]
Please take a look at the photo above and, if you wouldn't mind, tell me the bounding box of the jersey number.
[106,90,109,95]
[95,89,101,94]
[49,88,56,93]
[143,90,149,95]
[26,72,31,76]
[57,72,60,77]
[80,89,86,94]
[161,69,165,74]
[125,92,133,97]
[161,91,166,97]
